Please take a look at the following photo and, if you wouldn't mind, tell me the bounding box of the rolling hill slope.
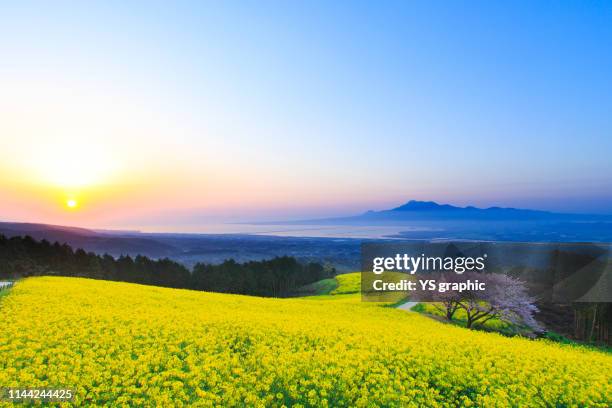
[0,277,610,406]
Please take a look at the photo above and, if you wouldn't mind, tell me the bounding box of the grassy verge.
[412,302,612,352]
[412,302,536,337]
[294,272,361,297]
[292,278,338,296]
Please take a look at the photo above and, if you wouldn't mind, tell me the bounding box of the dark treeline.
[0,234,332,297]
[191,258,330,297]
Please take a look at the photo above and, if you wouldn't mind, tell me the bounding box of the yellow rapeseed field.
[330,272,360,295]
[0,277,610,407]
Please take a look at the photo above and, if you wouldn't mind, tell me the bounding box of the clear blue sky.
[1,1,611,227]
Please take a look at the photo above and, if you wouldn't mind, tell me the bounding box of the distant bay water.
[131,223,439,239]
[119,218,612,243]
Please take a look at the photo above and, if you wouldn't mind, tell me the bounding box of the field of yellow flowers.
[1,277,611,407]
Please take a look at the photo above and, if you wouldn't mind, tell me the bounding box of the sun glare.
[29,141,118,189]
[66,199,78,208]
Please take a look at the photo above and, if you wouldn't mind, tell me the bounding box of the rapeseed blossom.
[0,277,610,407]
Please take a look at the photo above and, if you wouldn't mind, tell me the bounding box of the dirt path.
[0,281,13,290]
[397,301,418,311]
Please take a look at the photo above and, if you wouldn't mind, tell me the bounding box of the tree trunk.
[589,304,598,342]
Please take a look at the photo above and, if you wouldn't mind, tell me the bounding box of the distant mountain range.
[266,200,612,242]
[285,200,611,224]
[390,200,551,215]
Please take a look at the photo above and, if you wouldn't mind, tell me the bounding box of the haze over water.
[108,223,434,239]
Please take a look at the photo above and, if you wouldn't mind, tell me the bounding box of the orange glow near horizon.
[0,162,387,228]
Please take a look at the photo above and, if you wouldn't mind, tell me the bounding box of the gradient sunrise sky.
[1,1,611,229]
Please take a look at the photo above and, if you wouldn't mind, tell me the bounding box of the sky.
[1,1,611,229]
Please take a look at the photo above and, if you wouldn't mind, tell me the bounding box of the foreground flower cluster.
[0,277,610,407]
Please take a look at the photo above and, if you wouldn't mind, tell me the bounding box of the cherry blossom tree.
[431,272,542,331]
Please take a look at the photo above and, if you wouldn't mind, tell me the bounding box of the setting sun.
[66,199,78,208]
